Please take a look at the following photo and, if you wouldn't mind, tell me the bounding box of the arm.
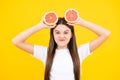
[12,19,55,55]
[77,18,111,52]
[12,23,44,54]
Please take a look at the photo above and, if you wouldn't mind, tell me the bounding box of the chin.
[57,43,68,48]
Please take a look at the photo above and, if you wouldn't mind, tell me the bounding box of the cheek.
[67,36,72,41]
[66,33,72,39]
[53,34,58,41]
[65,35,72,42]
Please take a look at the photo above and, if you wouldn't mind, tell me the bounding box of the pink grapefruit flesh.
[65,9,79,23]
[43,12,58,25]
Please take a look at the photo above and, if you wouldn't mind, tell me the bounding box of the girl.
[12,16,110,80]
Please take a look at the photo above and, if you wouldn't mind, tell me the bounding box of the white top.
[32,42,92,80]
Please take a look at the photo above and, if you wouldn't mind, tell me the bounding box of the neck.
[57,45,67,49]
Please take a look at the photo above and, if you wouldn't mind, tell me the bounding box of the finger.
[67,22,75,26]
[49,24,56,28]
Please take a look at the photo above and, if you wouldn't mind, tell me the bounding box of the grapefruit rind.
[64,8,79,23]
[43,11,58,25]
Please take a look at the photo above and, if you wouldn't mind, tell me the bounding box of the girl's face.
[53,24,72,49]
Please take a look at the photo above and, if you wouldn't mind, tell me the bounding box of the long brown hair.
[44,17,80,80]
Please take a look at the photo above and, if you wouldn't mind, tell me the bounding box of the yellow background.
[0,0,120,80]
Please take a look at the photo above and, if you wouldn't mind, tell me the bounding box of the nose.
[59,34,65,38]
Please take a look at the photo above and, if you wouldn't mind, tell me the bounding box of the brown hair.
[44,17,80,80]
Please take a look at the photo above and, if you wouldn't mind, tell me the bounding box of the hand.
[67,17,83,26]
[39,19,56,29]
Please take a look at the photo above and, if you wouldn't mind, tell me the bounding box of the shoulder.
[78,42,90,52]
[77,42,92,62]
[34,44,48,52]
[31,44,48,63]
[33,44,48,56]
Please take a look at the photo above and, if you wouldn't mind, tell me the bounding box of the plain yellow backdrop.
[0,0,120,80]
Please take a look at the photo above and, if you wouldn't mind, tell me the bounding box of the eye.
[55,32,60,34]
[64,32,68,34]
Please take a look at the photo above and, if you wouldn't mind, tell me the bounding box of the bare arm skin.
[12,19,55,55]
[77,18,111,52]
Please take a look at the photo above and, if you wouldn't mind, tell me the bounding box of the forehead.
[54,24,70,31]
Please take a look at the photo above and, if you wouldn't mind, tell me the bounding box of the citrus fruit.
[65,8,79,23]
[43,11,58,25]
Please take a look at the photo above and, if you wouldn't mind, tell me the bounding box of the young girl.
[12,16,110,80]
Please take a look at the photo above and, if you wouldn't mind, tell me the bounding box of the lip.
[59,39,65,41]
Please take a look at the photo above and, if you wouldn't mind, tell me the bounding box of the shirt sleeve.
[32,45,48,64]
[78,42,92,63]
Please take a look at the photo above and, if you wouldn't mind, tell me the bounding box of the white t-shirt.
[32,42,92,80]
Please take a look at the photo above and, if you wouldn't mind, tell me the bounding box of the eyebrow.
[54,30,70,32]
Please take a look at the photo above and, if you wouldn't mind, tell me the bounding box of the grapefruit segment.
[65,8,79,23]
[43,11,58,25]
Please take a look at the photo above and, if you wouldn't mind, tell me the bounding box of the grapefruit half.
[65,8,79,23]
[43,11,58,25]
